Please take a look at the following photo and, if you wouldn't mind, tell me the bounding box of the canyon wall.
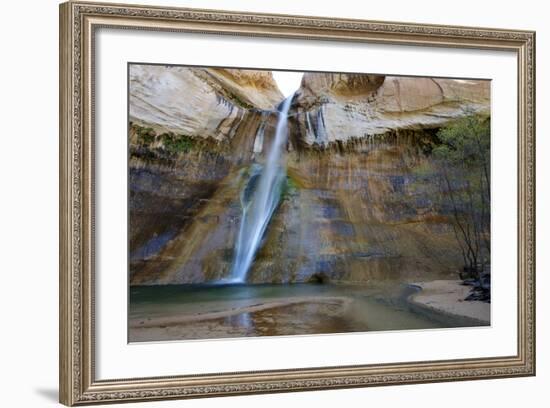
[128,67,490,285]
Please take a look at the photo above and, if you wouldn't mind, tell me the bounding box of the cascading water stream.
[228,93,295,283]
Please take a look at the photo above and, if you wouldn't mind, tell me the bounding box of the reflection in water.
[128,283,479,342]
[227,312,254,336]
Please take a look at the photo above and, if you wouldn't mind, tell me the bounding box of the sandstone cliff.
[128,68,490,286]
[251,74,491,284]
[128,66,282,283]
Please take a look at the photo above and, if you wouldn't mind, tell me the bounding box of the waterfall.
[228,94,295,283]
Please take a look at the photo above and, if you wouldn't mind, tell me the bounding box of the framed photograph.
[59,1,535,405]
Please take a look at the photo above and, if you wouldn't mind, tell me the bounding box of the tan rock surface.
[299,73,385,102]
[292,73,490,147]
[129,65,283,142]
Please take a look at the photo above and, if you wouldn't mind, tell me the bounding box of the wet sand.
[129,296,355,342]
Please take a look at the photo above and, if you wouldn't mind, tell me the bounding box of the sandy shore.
[130,296,350,329]
[407,280,490,325]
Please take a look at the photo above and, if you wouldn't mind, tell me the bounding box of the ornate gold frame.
[59,1,536,405]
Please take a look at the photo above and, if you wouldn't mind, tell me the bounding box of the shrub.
[161,132,195,153]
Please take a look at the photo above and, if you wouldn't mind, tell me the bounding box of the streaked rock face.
[128,68,490,286]
[247,146,463,284]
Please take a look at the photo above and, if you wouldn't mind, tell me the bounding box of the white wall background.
[0,0,546,407]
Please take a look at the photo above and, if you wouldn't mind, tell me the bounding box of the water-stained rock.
[128,68,490,286]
